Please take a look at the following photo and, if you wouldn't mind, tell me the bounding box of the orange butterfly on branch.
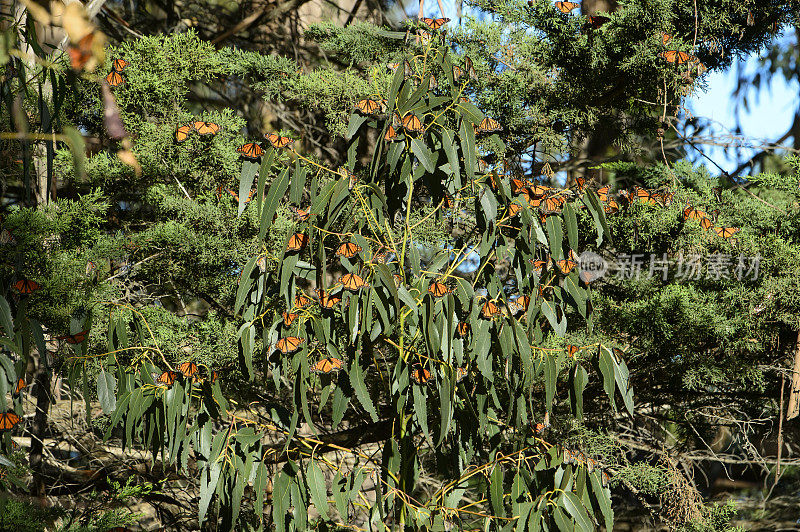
[286,233,309,253]
[156,371,179,386]
[68,33,96,70]
[294,292,314,309]
[507,295,530,316]
[282,311,299,327]
[507,203,523,217]
[354,98,384,116]
[0,411,20,431]
[541,194,566,214]
[659,50,698,64]
[604,199,620,214]
[288,206,313,221]
[428,281,451,298]
[384,124,401,142]
[661,32,672,46]
[275,336,305,354]
[530,259,548,275]
[15,279,41,294]
[555,251,578,274]
[312,357,344,374]
[713,226,740,238]
[420,17,450,30]
[336,242,363,258]
[13,377,25,396]
[410,365,432,384]
[192,121,221,135]
[340,273,368,291]
[567,345,580,357]
[265,133,294,149]
[237,142,264,160]
[399,113,424,134]
[683,205,707,220]
[480,299,502,319]
[316,289,342,309]
[475,117,502,135]
[699,217,713,230]
[175,123,194,143]
[596,185,610,202]
[635,187,658,205]
[55,330,89,344]
[105,70,125,87]
[111,58,130,72]
[555,1,580,13]
[177,361,199,378]
[456,322,471,338]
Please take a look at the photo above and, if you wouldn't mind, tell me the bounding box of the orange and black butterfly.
[507,203,523,218]
[56,330,89,344]
[286,233,309,253]
[556,252,577,274]
[699,217,713,230]
[555,1,580,13]
[683,205,707,220]
[282,311,299,327]
[653,191,674,206]
[265,133,294,149]
[336,242,363,258]
[341,168,359,191]
[596,185,610,202]
[410,365,432,384]
[237,142,264,160]
[288,206,313,221]
[275,336,305,354]
[480,299,502,319]
[227,188,257,204]
[156,371,179,386]
[340,273,368,291]
[456,366,468,382]
[574,177,587,192]
[15,279,41,294]
[601,470,612,487]
[177,361,199,378]
[85,261,97,276]
[507,295,530,316]
[193,121,221,136]
[586,15,610,28]
[659,50,696,64]
[295,292,314,309]
[567,345,580,357]
[530,259,548,275]
[111,58,130,72]
[68,33,95,70]
[312,357,344,374]
[464,56,477,80]
[456,322,471,338]
[604,199,620,214]
[661,32,672,46]
[476,117,502,135]
[13,377,25,396]
[393,274,404,288]
[635,187,658,206]
[354,98,383,116]
[420,17,450,30]
[562,448,576,464]
[713,226,740,238]
[175,123,194,143]
[0,411,20,431]
[452,64,466,82]
[373,247,391,264]
[105,69,125,87]
[534,420,550,434]
[541,194,566,214]
[316,289,342,310]
[428,281,451,298]
[384,125,401,142]
[400,113,424,134]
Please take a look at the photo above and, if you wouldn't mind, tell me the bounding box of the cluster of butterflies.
[175,120,222,142]
[154,360,218,388]
[105,58,130,87]
[559,445,612,487]
[596,184,674,215]
[551,1,610,29]
[683,202,739,239]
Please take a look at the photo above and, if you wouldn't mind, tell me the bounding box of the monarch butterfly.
[227,188,257,204]
[530,259,548,275]
[0,229,15,245]
[586,457,597,473]
[604,199,620,214]
[507,295,530,316]
[316,289,342,309]
[209,370,218,383]
[464,56,477,80]
[286,233,309,253]
[574,177,586,192]
[342,168,360,191]
[520,189,542,208]
[276,336,305,354]
[111,58,130,71]
[428,281,451,298]
[105,70,125,87]
[404,60,414,79]
[410,365,432,384]
[67,33,95,70]
[373,248,391,264]
[587,15,610,28]
[175,124,193,143]
[661,32,672,45]
[237,142,264,160]
[563,448,575,464]
[354,98,383,116]
[480,299,502,319]
[384,125,401,142]
[193,121,221,135]
[555,1,580,13]
[0,411,20,431]
[393,274,404,288]
[699,216,713,230]
[312,357,344,374]
[713,226,740,238]
[611,347,625,362]
[567,344,579,357]
[653,191,674,206]
[336,242,363,258]
[156,371,179,386]
[282,311,299,327]
[534,420,550,434]
[556,255,577,274]
[56,330,89,344]
[596,185,610,202]
[13,377,25,395]
[510,178,531,195]
[476,117,502,134]
[453,65,465,81]
[288,205,313,221]
[601,470,611,487]
[15,279,41,294]
[400,113,424,134]
[177,361,199,378]
[529,185,553,197]
[420,17,450,30]
[428,75,438,91]
[257,255,268,272]
[659,50,696,64]
[635,187,658,205]
[683,205,707,220]
[456,366,468,382]
[456,322,471,338]
[295,292,314,308]
[541,194,566,214]
[85,261,97,276]
[265,133,294,149]
[507,203,522,217]
[340,273,368,291]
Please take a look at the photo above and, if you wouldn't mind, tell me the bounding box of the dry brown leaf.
[117,148,141,177]
[20,0,51,25]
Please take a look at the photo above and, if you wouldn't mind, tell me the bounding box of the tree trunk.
[29,362,53,498]
[786,329,800,420]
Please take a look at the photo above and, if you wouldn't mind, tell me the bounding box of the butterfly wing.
[105,70,125,87]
